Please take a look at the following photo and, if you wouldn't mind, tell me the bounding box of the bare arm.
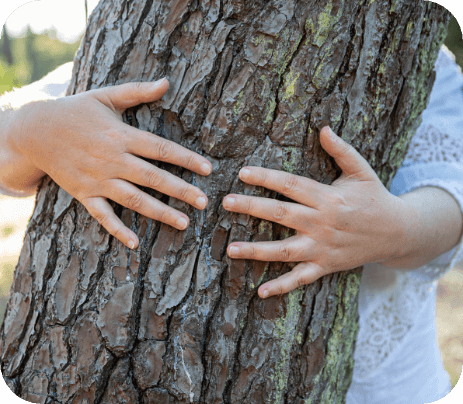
[0,102,48,196]
[381,186,463,269]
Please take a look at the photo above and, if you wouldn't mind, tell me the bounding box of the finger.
[223,194,316,231]
[237,166,329,208]
[227,236,313,262]
[81,196,139,249]
[258,262,323,298]
[319,126,376,178]
[126,129,212,176]
[120,154,208,210]
[104,179,190,231]
[92,78,170,110]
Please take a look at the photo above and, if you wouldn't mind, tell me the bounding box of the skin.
[1,79,212,249]
[1,84,462,299]
[223,127,463,299]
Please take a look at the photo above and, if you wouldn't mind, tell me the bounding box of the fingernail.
[329,128,337,142]
[128,240,135,249]
[240,168,251,180]
[223,197,235,209]
[196,196,207,209]
[229,246,239,256]
[154,77,167,86]
[176,217,188,229]
[263,290,269,298]
[201,162,212,176]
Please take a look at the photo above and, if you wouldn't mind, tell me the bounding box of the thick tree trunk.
[1,1,449,403]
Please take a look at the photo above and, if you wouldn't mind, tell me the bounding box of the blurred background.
[1,0,463,388]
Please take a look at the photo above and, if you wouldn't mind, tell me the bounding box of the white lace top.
[347,47,463,404]
[1,48,463,403]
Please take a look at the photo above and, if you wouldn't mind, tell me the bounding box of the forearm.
[0,102,46,196]
[380,186,463,269]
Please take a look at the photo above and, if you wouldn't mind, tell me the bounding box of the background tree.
[0,1,450,403]
[0,27,81,96]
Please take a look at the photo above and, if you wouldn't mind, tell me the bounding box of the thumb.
[92,78,170,110]
[320,126,375,178]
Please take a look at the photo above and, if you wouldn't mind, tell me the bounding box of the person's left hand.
[222,127,410,299]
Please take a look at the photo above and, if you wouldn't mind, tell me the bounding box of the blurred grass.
[0,260,15,325]
[0,194,36,325]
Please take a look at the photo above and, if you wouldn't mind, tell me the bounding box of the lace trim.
[402,124,463,167]
[353,275,434,380]
[354,178,463,379]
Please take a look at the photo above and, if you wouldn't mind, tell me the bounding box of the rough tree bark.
[0,1,449,403]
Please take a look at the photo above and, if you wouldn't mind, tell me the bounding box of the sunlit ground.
[0,193,461,388]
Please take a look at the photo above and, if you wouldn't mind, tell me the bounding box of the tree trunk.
[0,1,449,403]
[1,25,13,65]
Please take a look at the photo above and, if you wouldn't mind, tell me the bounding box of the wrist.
[378,187,463,269]
[2,101,47,192]
[376,196,420,268]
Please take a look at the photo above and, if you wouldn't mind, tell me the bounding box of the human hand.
[223,127,408,298]
[15,79,212,249]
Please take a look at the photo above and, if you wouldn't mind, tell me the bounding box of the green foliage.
[444,15,463,68]
[0,26,81,96]
[1,225,15,238]
[0,261,15,325]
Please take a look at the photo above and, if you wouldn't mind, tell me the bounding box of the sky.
[1,0,100,43]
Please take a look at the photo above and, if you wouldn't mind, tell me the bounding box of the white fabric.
[347,46,463,404]
[1,49,463,404]
[0,62,73,109]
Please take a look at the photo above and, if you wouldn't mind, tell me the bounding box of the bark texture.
[0,1,449,403]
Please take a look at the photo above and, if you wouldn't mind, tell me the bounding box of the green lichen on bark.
[383,18,448,186]
[282,68,301,102]
[282,147,298,173]
[304,271,361,404]
[311,0,343,48]
[272,287,305,404]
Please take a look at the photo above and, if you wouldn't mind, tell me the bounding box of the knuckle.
[186,153,197,170]
[120,127,132,141]
[146,168,163,189]
[178,185,192,202]
[326,191,344,207]
[273,202,288,221]
[134,82,144,94]
[276,283,284,296]
[93,211,109,227]
[76,191,87,204]
[112,226,125,241]
[156,141,174,160]
[257,169,268,185]
[243,198,252,214]
[282,175,299,194]
[157,207,170,224]
[278,244,291,261]
[127,192,144,210]
[340,140,351,155]
[295,270,307,288]
[248,244,257,259]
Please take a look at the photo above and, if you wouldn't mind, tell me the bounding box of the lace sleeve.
[390,46,463,280]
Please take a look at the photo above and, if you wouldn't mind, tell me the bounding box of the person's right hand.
[14,79,212,249]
